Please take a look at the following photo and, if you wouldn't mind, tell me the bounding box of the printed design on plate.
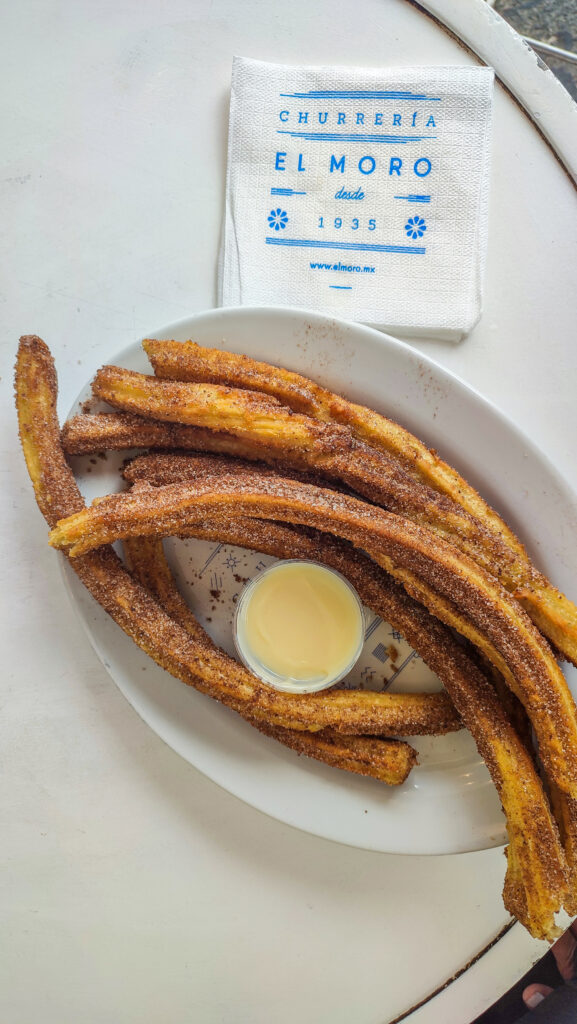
[168,537,433,696]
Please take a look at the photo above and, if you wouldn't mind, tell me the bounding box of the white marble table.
[2,2,577,1021]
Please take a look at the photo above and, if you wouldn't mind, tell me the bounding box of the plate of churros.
[16,306,577,942]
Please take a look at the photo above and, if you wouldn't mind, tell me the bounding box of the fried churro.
[15,336,417,784]
[17,337,459,742]
[124,510,569,939]
[62,411,272,461]
[127,451,577,914]
[121,487,492,731]
[17,333,577,937]
[142,340,577,666]
[123,535,417,785]
[50,456,577,808]
[121,452,550,750]
[90,366,525,583]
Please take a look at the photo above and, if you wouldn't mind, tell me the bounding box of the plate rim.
[60,304,577,857]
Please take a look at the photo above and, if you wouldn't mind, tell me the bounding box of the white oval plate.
[61,306,577,855]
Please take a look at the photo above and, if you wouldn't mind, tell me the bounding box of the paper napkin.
[219,58,494,341]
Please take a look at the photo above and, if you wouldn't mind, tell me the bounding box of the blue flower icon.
[267,208,289,231]
[405,215,427,239]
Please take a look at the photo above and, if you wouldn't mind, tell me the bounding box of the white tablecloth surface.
[2,2,577,1022]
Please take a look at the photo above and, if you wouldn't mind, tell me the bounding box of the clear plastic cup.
[233,559,365,693]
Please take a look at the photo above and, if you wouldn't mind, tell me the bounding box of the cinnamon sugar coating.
[142,340,577,667]
[16,339,460,748]
[51,455,577,806]
[90,366,525,588]
[124,535,417,786]
[127,516,568,938]
[17,335,577,937]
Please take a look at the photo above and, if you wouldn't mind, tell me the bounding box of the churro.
[124,535,417,785]
[121,481,493,732]
[124,511,569,939]
[18,333,577,937]
[142,340,577,666]
[62,411,272,461]
[17,337,458,741]
[90,366,523,585]
[49,456,577,806]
